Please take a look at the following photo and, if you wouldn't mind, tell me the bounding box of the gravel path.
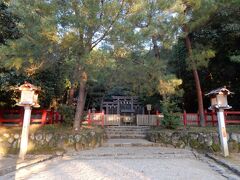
[2,145,240,180]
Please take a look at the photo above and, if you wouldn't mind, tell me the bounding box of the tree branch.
[91,0,125,50]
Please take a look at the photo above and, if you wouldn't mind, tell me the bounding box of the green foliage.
[58,104,75,126]
[187,46,215,70]
[161,98,181,129]
[0,0,58,74]
[0,2,21,45]
[230,55,240,63]
[0,68,26,107]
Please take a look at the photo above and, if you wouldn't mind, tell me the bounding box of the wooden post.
[211,110,215,126]
[88,109,91,127]
[55,112,59,124]
[204,110,207,126]
[183,110,187,127]
[197,111,200,126]
[0,109,3,125]
[19,108,24,126]
[19,106,32,160]
[217,108,229,157]
[49,110,54,124]
[101,110,104,127]
[156,111,159,126]
[41,110,47,125]
[224,111,227,125]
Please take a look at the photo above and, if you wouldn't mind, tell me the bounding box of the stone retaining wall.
[147,130,240,153]
[0,128,105,155]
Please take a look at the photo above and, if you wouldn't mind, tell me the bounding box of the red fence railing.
[2,108,239,127]
[183,110,240,126]
[87,110,104,127]
[0,109,62,126]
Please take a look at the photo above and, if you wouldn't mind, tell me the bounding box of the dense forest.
[0,0,239,128]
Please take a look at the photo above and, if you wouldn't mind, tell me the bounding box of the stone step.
[105,129,149,132]
[105,126,150,129]
[105,127,150,130]
[105,126,150,139]
[107,133,147,136]
[102,139,161,147]
[105,130,149,133]
[107,134,146,139]
[106,131,148,135]
[106,132,147,135]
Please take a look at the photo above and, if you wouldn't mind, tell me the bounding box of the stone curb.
[206,153,240,176]
[0,154,62,176]
[103,142,163,147]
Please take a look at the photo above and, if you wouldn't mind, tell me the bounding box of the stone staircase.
[105,126,150,139]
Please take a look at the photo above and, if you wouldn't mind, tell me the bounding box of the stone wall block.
[197,134,205,144]
[75,134,81,143]
[231,133,238,142]
[14,134,20,139]
[228,140,239,153]
[68,135,75,144]
[171,133,181,146]
[205,136,213,146]
[40,139,45,145]
[46,134,53,142]
[3,133,10,138]
[35,134,43,141]
[12,140,20,149]
[30,134,35,140]
[212,134,220,144]
[227,133,230,141]
[90,131,96,136]
[8,137,14,144]
[189,133,198,140]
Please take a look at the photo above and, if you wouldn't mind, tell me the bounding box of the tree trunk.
[152,35,160,60]
[183,24,205,127]
[73,71,88,130]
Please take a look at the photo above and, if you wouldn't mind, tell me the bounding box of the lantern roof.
[205,86,233,97]
[16,82,40,91]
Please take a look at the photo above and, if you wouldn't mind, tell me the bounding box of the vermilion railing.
[183,110,240,127]
[87,110,104,127]
[3,108,238,127]
[0,109,62,126]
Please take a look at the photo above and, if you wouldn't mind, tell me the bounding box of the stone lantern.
[146,104,152,115]
[205,86,233,157]
[205,87,233,110]
[16,82,41,160]
[17,82,40,108]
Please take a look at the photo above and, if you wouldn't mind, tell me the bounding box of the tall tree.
[54,0,133,130]
[171,0,216,126]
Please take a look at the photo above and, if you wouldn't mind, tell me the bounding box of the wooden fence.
[136,114,164,126]
[0,109,62,126]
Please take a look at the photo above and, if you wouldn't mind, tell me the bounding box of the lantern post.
[146,104,152,124]
[16,82,40,160]
[205,87,233,157]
